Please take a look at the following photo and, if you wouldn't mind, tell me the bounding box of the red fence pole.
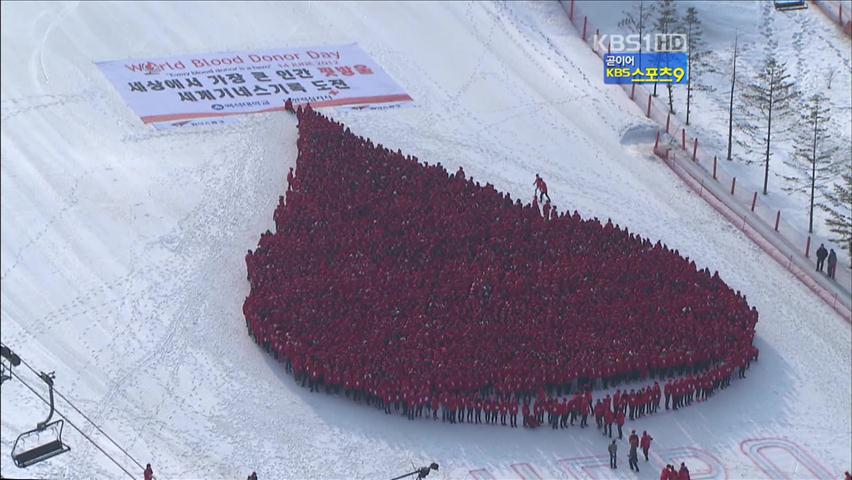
[646,95,652,117]
[774,210,781,231]
[569,0,575,21]
[630,84,636,100]
[751,192,757,211]
[654,131,660,151]
[692,138,698,161]
[805,235,811,257]
[665,113,671,133]
[713,155,717,179]
[681,128,686,149]
[582,16,588,41]
[731,177,736,195]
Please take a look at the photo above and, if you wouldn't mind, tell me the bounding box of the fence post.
[751,192,757,211]
[665,113,671,133]
[731,177,736,195]
[692,138,698,161]
[805,235,811,257]
[630,83,636,100]
[681,128,686,149]
[713,156,717,179]
[646,95,652,117]
[569,0,575,20]
[654,130,660,151]
[774,210,781,231]
[582,16,588,41]
[608,38,611,54]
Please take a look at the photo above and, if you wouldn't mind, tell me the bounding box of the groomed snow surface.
[1,2,850,479]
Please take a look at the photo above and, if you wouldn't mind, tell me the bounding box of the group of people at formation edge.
[608,430,692,479]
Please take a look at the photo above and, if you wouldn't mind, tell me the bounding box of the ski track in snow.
[1,2,850,479]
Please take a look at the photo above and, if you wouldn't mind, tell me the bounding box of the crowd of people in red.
[242,103,759,430]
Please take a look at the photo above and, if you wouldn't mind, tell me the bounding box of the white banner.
[96,43,413,125]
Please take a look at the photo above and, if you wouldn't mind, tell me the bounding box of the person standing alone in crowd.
[827,249,837,279]
[608,440,618,469]
[534,174,550,202]
[816,243,828,272]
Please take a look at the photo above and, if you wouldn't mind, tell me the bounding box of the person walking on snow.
[816,243,828,272]
[678,463,691,480]
[827,249,837,279]
[534,174,551,203]
[641,431,653,461]
[144,464,154,480]
[628,430,640,472]
[608,440,618,469]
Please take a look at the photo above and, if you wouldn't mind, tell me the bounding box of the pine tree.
[653,0,679,102]
[736,56,798,194]
[781,93,839,233]
[726,33,738,161]
[682,7,713,125]
[618,0,656,54]
[821,170,852,264]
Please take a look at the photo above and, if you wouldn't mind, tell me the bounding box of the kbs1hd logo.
[596,33,689,85]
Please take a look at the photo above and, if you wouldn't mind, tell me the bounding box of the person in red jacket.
[534,174,550,202]
[286,167,295,192]
[603,406,614,437]
[678,463,691,480]
[616,410,625,439]
[641,431,653,461]
[144,464,154,480]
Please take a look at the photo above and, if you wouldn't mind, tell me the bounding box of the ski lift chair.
[11,372,70,468]
[0,344,21,385]
[774,0,807,11]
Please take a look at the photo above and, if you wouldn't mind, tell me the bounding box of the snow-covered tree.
[618,0,656,54]
[736,56,798,194]
[681,6,713,125]
[781,93,840,233]
[653,0,679,103]
[821,170,852,264]
[726,33,739,161]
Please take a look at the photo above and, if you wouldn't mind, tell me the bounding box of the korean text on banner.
[96,43,413,125]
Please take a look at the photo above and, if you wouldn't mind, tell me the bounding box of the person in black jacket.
[827,249,837,279]
[816,244,828,272]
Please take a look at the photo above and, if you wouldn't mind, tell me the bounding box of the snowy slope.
[1,2,850,480]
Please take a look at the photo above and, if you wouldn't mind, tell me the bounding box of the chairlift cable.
[8,368,137,480]
[9,348,146,471]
